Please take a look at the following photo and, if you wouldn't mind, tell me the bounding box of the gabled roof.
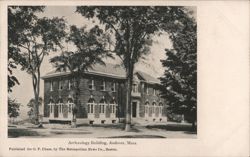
[135,71,161,84]
[42,63,160,84]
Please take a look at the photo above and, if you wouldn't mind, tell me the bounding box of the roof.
[42,63,160,84]
[136,71,161,84]
[42,63,126,79]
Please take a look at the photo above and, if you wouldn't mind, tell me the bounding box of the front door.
[132,102,137,118]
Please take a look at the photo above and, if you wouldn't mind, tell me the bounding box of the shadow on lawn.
[104,135,166,138]
[77,123,141,132]
[50,131,92,135]
[8,128,45,138]
[146,123,197,134]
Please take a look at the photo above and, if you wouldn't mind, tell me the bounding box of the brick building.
[42,63,167,124]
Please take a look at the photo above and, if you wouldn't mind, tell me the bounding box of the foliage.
[159,8,197,126]
[8,6,67,124]
[27,97,43,119]
[8,98,20,118]
[8,6,45,92]
[50,25,113,127]
[76,6,194,130]
[50,25,112,73]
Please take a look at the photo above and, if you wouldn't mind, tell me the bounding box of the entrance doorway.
[132,102,137,118]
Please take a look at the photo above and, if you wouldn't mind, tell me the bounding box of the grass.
[8,128,42,138]
[146,123,197,133]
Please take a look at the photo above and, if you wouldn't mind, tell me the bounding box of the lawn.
[8,122,196,138]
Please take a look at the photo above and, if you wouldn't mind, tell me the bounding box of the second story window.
[146,85,149,95]
[50,81,54,91]
[111,82,116,92]
[59,80,63,90]
[68,79,72,90]
[88,79,94,90]
[68,78,74,90]
[100,80,106,91]
[132,83,138,93]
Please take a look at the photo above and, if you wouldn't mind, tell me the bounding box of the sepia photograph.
[7,5,197,138]
[1,0,249,156]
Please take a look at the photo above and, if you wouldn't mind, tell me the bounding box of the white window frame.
[132,83,138,93]
[146,85,149,95]
[48,102,54,118]
[68,79,72,90]
[88,103,94,114]
[88,79,95,90]
[145,106,148,114]
[59,80,63,90]
[58,102,64,118]
[50,81,53,91]
[99,103,106,114]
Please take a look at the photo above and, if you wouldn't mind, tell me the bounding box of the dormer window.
[132,83,138,93]
[88,79,94,90]
[100,80,106,91]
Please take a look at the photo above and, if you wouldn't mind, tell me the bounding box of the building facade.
[42,63,167,124]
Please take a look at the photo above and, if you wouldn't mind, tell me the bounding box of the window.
[132,83,138,93]
[110,98,117,114]
[153,88,156,96]
[100,80,106,91]
[59,80,63,90]
[111,82,116,92]
[99,98,106,114]
[145,106,148,114]
[67,98,74,113]
[50,105,53,113]
[58,98,63,113]
[50,81,53,91]
[146,85,149,95]
[68,79,74,90]
[88,79,95,90]
[87,98,95,114]
[152,102,156,113]
[69,104,72,113]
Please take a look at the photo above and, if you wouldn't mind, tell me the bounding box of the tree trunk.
[125,63,134,132]
[125,79,132,131]
[34,94,39,125]
[72,75,80,128]
[32,73,39,125]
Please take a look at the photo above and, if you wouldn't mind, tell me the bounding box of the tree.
[8,98,20,123]
[8,6,67,125]
[159,9,197,130]
[50,25,113,127]
[76,6,191,131]
[27,97,43,123]
[8,6,44,92]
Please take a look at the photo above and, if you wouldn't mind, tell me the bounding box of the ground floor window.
[87,97,95,115]
[145,106,148,114]
[88,103,94,113]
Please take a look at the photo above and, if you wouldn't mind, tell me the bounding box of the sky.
[9,6,194,120]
